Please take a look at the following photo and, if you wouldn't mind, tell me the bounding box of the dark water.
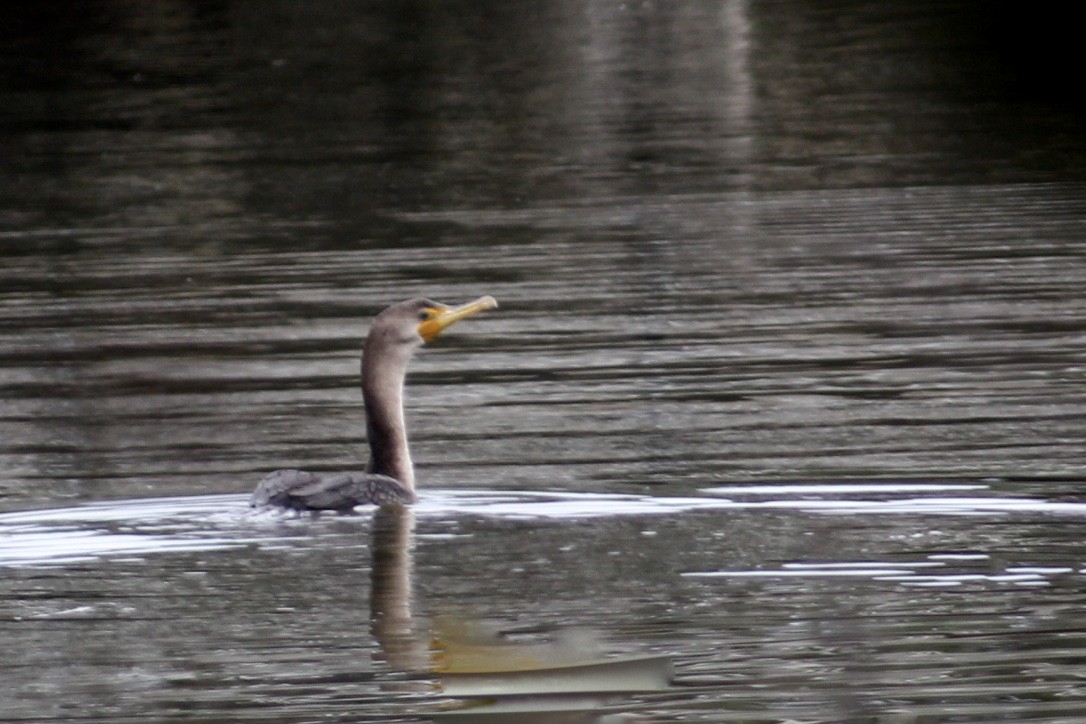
[3,1,1086,721]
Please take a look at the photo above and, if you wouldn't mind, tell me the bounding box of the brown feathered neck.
[361,320,419,491]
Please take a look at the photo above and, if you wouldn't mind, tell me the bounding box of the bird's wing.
[250,469,317,508]
[251,469,414,511]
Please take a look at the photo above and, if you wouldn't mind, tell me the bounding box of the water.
[3,1,1086,721]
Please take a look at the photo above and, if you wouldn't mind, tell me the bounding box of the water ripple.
[5,483,1086,568]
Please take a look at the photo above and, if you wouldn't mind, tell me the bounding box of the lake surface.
[2,1,1085,721]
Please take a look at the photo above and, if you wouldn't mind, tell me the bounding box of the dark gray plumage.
[250,469,414,511]
[250,295,497,512]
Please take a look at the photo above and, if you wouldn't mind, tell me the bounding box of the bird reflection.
[367,507,674,720]
[369,506,430,673]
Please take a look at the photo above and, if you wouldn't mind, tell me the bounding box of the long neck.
[362,338,415,491]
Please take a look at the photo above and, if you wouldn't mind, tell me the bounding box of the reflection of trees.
[4,2,253,502]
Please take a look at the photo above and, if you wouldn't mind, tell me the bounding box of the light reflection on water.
[5,486,1086,719]
[5,483,1086,567]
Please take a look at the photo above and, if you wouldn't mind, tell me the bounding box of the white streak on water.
[683,552,1078,589]
[3,483,1086,568]
[702,484,988,495]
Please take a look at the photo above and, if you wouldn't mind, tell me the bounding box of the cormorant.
[250,295,497,511]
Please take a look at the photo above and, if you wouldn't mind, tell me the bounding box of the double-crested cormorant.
[250,295,498,512]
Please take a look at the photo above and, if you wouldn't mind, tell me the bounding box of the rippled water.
[3,1,1086,721]
[5,485,1086,720]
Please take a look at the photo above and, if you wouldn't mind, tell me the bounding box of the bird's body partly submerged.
[250,295,497,512]
[249,469,414,511]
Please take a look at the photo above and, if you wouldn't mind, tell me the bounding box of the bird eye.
[418,310,432,321]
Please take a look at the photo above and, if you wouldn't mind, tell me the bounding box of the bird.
[250,295,498,512]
